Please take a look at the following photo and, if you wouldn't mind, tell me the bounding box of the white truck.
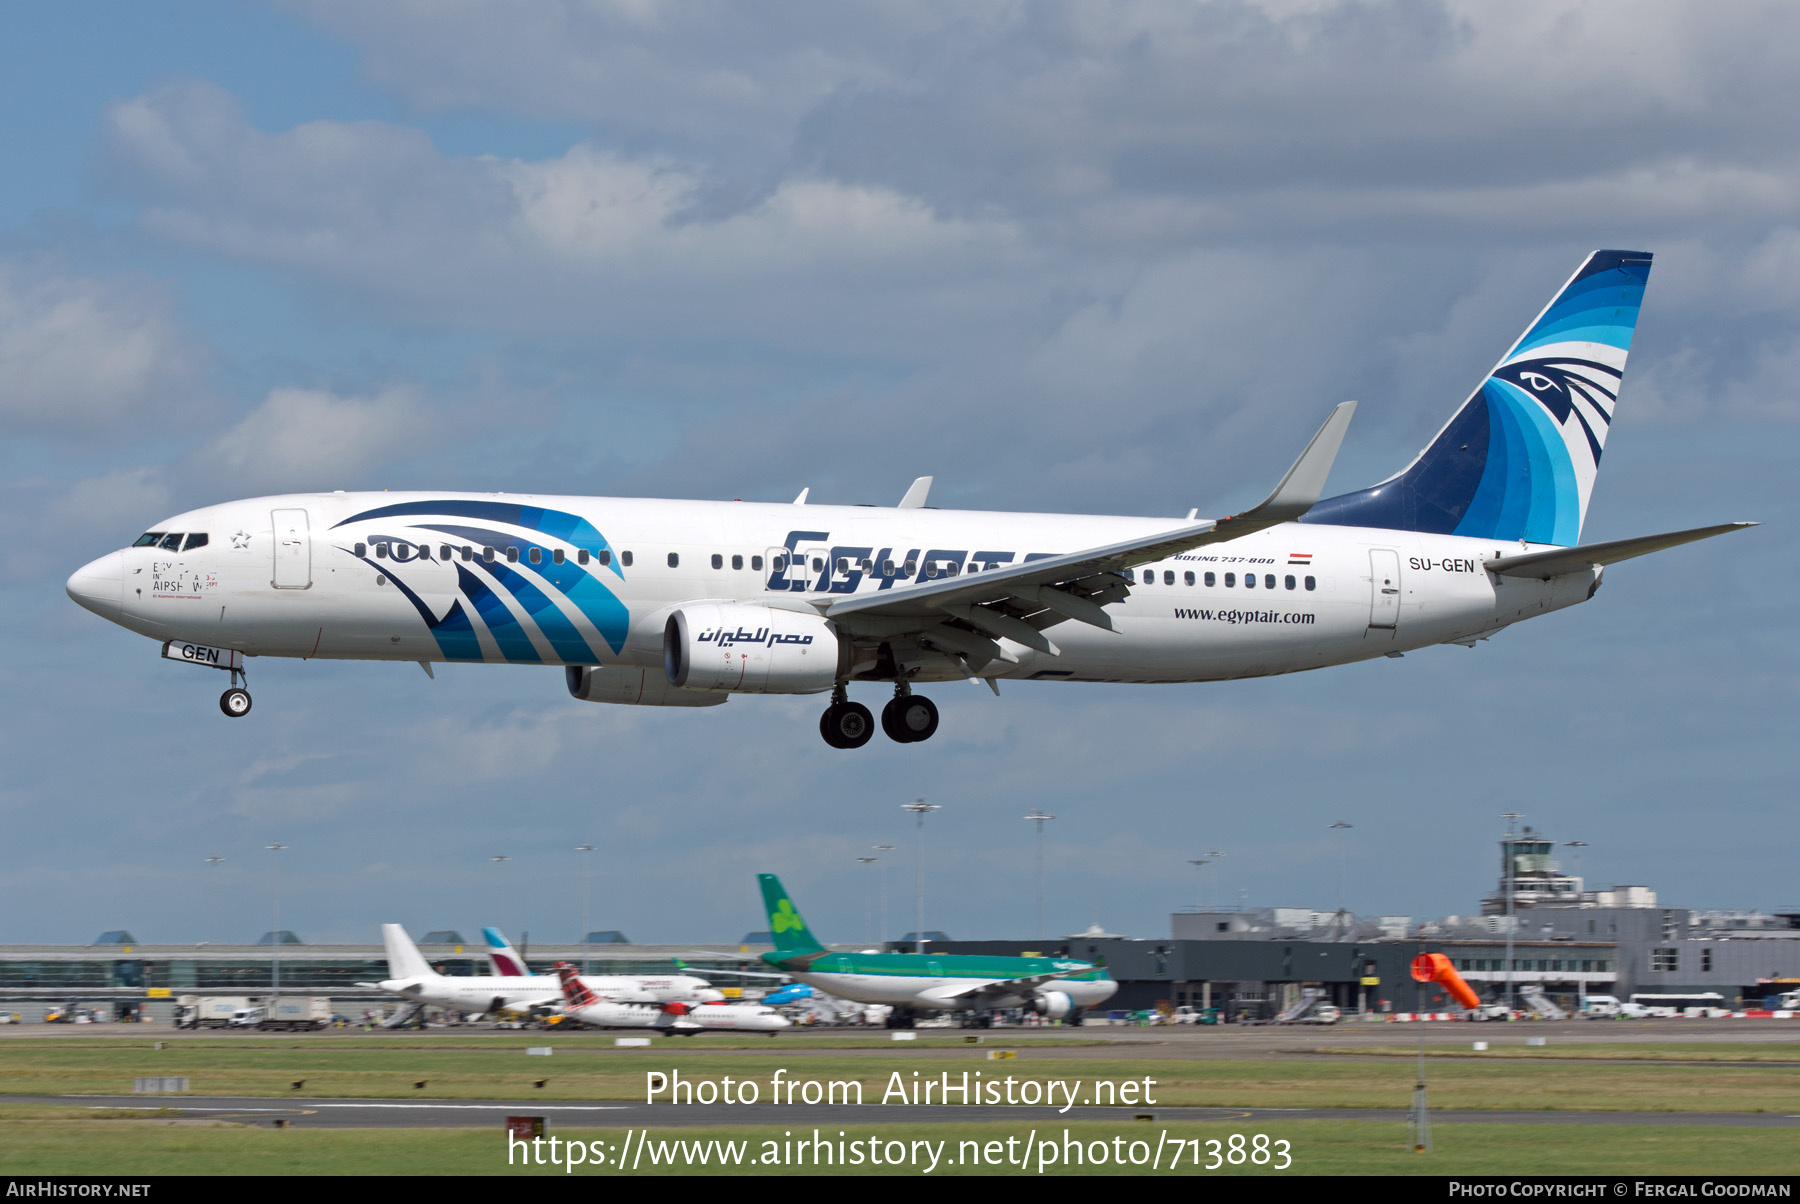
[229,997,332,1031]
[175,996,253,1029]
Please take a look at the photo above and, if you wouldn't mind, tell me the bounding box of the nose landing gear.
[219,666,252,718]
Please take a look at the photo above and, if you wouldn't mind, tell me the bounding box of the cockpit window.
[159,533,184,550]
[182,533,209,551]
[132,533,165,548]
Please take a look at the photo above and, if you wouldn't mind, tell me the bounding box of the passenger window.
[751,555,763,571]
[375,542,389,559]
[528,547,542,565]
[577,549,590,565]
[552,548,565,565]
[882,560,895,576]
[1285,574,1295,590]
[1225,573,1236,587]
[506,547,520,563]
[711,554,723,570]
[1244,572,1255,588]
[1184,571,1195,586]
[903,560,917,576]
[1204,572,1215,587]
[668,552,680,568]
[483,547,496,562]
[354,543,367,557]
[1163,570,1175,585]
[133,533,164,548]
[772,555,787,572]
[1142,570,1153,585]
[417,544,430,560]
[440,545,452,561]
[621,551,633,567]
[598,550,612,566]
[461,546,473,562]
[731,554,743,570]
[945,562,959,576]
[836,557,848,573]
[1265,574,1276,589]
[1304,576,1316,591]
[183,533,209,551]
[811,557,823,572]
[860,559,872,574]
[160,533,184,550]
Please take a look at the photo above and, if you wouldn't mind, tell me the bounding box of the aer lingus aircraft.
[755,873,1116,1027]
[66,251,1753,747]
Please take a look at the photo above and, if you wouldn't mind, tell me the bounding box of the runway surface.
[9,1094,1799,1129]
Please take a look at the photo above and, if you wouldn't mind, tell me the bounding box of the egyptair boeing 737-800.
[66,251,1753,746]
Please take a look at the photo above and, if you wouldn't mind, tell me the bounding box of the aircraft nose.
[65,551,125,621]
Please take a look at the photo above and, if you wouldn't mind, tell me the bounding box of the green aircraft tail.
[757,873,826,955]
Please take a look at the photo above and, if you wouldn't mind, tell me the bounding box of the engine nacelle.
[661,1001,691,1016]
[566,665,728,708]
[1032,991,1075,1020]
[664,603,848,694]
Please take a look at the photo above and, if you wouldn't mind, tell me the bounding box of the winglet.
[898,476,933,508]
[1234,401,1356,524]
[793,487,809,505]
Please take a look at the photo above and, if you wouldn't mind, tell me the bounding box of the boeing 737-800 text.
[65,251,1752,746]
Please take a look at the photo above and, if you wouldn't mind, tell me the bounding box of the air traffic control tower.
[1480,825,1586,914]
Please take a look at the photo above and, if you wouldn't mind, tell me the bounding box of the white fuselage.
[566,999,790,1033]
[67,491,1599,685]
[380,972,721,1013]
[788,970,1119,1012]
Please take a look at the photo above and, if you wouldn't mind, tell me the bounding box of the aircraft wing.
[927,970,1090,1007]
[819,403,1354,661]
[1483,522,1757,580]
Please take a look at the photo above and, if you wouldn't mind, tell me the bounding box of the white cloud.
[205,385,426,488]
[0,264,206,438]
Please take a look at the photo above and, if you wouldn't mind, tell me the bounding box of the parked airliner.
[65,251,1753,746]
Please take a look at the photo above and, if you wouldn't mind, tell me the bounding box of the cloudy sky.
[4,1,1794,947]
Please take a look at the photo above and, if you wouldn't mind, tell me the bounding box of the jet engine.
[566,665,727,707]
[664,603,849,693]
[1031,991,1075,1020]
[661,1002,691,1016]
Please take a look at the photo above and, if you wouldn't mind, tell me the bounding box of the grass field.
[1314,1043,1800,1063]
[4,1039,1800,1112]
[1,1118,1795,1176]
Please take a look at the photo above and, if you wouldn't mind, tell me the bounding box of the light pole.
[1205,850,1225,911]
[1562,840,1588,892]
[491,855,510,934]
[856,857,878,944]
[575,844,595,974]
[902,799,940,954]
[1187,858,1211,910]
[1562,839,1589,1008]
[873,845,895,947]
[204,856,224,945]
[264,844,286,995]
[1500,812,1524,1016]
[1024,810,1054,942]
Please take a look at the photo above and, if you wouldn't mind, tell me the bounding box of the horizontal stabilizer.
[1484,522,1757,580]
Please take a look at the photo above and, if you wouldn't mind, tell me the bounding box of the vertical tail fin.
[1304,250,1652,546]
[381,924,435,981]
[553,962,598,1008]
[482,927,529,977]
[757,873,826,955]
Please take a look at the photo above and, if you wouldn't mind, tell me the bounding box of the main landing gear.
[819,682,939,748]
[219,666,252,718]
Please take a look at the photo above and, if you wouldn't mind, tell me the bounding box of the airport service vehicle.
[480,927,722,1004]
[755,873,1117,1027]
[1581,994,1624,1018]
[367,924,722,1018]
[551,963,789,1036]
[174,996,253,1029]
[229,997,331,1031]
[65,251,1755,746]
[1629,992,1730,1018]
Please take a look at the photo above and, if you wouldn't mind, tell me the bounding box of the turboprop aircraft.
[754,873,1116,1028]
[65,250,1754,747]
[552,963,789,1036]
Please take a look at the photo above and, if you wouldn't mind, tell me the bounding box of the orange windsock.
[1410,952,1481,1010]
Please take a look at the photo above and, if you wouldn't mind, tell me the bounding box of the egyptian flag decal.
[1288,553,1313,566]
